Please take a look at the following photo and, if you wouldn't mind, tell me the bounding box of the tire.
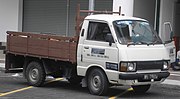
[132,85,151,93]
[87,68,109,95]
[26,61,46,87]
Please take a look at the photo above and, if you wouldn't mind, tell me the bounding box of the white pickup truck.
[5,10,170,95]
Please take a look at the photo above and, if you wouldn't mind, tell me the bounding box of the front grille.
[136,61,163,70]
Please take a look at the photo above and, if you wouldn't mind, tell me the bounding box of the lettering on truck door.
[81,21,119,71]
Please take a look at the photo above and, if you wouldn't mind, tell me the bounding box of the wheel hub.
[29,68,39,82]
[92,76,101,89]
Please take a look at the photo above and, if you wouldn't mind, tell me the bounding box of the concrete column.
[89,0,95,11]
[113,0,134,16]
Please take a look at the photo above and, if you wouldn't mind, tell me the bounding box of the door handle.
[84,46,89,49]
[81,54,83,62]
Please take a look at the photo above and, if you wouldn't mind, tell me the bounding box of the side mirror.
[105,33,114,46]
[163,22,174,43]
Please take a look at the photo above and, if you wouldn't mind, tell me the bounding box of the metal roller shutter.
[23,0,113,36]
[23,0,67,35]
[133,0,156,27]
[95,0,112,11]
[69,0,89,36]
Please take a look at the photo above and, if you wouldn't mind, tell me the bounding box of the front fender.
[77,64,105,76]
[77,64,120,83]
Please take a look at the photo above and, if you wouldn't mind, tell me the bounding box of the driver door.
[80,21,119,71]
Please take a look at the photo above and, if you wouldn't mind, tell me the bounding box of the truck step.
[5,68,23,73]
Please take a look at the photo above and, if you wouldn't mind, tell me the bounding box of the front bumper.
[119,72,170,81]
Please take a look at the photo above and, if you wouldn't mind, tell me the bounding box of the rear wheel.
[87,68,109,95]
[26,61,46,87]
[132,85,151,93]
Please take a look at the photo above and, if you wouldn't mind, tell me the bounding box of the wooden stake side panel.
[8,36,28,53]
[6,31,78,63]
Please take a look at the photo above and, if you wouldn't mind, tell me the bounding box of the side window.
[87,22,111,42]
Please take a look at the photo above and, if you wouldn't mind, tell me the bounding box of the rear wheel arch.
[23,57,45,78]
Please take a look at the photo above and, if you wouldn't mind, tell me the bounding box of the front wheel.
[87,68,109,95]
[26,61,46,87]
[132,85,151,93]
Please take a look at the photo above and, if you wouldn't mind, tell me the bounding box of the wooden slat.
[80,10,120,14]
[28,46,48,56]
[69,42,77,63]
[49,41,69,49]
[48,49,69,59]
[49,35,72,41]
[7,31,78,63]
[28,38,48,47]
[30,33,49,38]
[8,35,27,53]
[9,36,27,46]
[7,31,30,36]
[9,46,27,53]
[28,38,48,56]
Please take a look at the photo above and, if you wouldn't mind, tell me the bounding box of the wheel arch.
[23,57,47,78]
[85,65,109,82]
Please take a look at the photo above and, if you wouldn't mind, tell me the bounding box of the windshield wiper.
[127,41,144,47]
[140,41,156,46]
[127,41,154,47]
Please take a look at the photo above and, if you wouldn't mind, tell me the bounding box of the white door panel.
[82,40,119,69]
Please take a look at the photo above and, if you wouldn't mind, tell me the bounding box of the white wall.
[113,0,134,16]
[159,0,176,42]
[0,0,23,42]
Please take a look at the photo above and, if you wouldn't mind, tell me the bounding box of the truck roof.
[85,14,147,22]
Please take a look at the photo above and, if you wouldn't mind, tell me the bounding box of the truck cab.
[77,14,170,95]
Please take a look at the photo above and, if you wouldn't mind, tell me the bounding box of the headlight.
[120,62,136,72]
[163,61,169,70]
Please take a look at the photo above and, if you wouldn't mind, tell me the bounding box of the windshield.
[113,20,162,45]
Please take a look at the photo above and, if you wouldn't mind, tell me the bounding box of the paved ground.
[0,65,180,99]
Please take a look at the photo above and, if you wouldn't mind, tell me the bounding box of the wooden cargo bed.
[6,31,78,63]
